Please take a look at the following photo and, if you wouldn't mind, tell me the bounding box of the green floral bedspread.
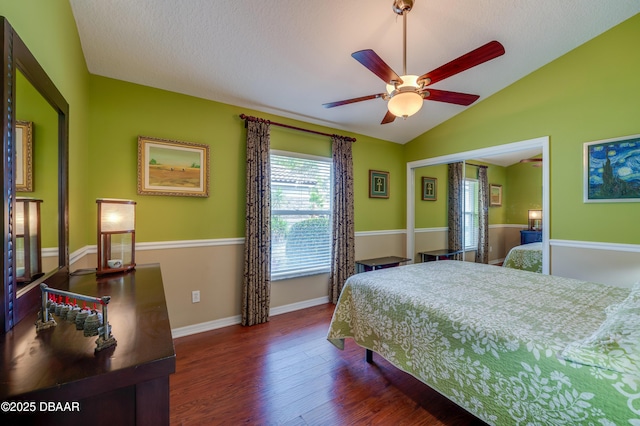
[327,261,639,425]
[503,242,542,273]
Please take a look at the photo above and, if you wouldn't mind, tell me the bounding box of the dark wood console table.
[0,263,176,425]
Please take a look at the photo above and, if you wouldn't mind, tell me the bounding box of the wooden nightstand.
[520,230,542,245]
[419,249,463,262]
[356,256,411,273]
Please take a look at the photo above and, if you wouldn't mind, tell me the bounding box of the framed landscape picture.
[421,177,437,201]
[138,136,210,197]
[16,120,33,192]
[584,134,640,203]
[490,184,502,206]
[369,170,389,198]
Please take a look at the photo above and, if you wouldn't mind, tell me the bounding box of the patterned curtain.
[241,120,271,326]
[448,162,464,261]
[475,166,489,264]
[329,136,355,304]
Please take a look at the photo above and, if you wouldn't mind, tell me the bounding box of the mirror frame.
[1,17,69,332]
[406,137,550,273]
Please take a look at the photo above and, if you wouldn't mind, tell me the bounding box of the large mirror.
[1,17,69,332]
[407,137,549,274]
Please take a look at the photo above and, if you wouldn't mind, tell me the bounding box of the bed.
[327,261,640,425]
[502,242,542,273]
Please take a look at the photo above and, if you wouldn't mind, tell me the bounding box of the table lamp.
[528,209,542,231]
[15,197,43,283]
[97,198,136,275]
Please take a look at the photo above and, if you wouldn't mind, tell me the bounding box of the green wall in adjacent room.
[16,72,59,248]
[88,75,405,242]
[505,162,542,225]
[405,13,640,244]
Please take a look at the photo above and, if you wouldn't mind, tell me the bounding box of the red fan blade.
[418,41,505,86]
[381,110,396,124]
[352,49,403,85]
[422,89,479,106]
[323,93,385,108]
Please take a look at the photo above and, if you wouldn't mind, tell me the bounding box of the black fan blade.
[323,93,385,108]
[352,49,403,85]
[418,41,505,86]
[381,110,396,124]
[422,89,479,106]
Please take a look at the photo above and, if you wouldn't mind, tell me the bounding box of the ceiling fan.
[520,158,543,167]
[323,0,505,124]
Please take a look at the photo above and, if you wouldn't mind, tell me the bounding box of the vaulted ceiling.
[70,0,640,144]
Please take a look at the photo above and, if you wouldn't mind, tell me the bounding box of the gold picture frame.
[16,120,34,192]
[137,136,210,197]
[490,184,502,206]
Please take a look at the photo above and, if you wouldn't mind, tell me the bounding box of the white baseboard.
[171,296,330,339]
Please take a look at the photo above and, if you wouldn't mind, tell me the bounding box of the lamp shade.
[528,210,542,220]
[100,201,135,232]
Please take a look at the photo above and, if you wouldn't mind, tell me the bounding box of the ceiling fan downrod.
[392,0,414,76]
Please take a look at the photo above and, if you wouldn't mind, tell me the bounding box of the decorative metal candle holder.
[35,283,117,352]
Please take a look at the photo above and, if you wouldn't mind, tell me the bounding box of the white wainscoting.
[67,234,639,338]
[550,239,640,288]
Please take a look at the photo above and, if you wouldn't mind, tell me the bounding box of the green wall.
[0,0,91,252]
[88,75,405,242]
[406,14,640,244]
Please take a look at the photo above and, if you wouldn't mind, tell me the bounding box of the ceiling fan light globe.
[388,91,423,118]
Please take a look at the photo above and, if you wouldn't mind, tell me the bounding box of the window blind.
[270,153,332,280]
[463,179,479,250]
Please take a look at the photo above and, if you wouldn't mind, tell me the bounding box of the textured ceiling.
[69,0,640,145]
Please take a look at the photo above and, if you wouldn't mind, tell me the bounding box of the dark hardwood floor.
[170,303,487,426]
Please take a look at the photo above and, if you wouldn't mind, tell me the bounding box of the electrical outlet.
[192,290,200,303]
[489,246,493,253]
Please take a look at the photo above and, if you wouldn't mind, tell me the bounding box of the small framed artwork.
[489,184,502,206]
[138,136,210,197]
[16,120,34,192]
[584,134,640,203]
[421,177,437,201]
[369,170,389,198]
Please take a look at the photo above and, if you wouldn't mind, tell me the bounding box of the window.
[463,179,479,250]
[270,152,332,280]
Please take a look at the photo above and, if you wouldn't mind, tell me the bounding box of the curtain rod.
[465,162,488,169]
[239,114,356,142]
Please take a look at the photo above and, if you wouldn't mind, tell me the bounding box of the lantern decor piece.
[528,209,542,231]
[97,199,136,275]
[15,197,43,283]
